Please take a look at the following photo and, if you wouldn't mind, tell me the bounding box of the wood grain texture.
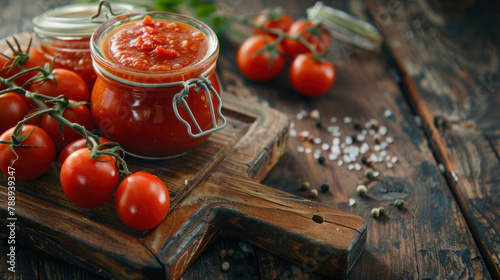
[366,0,500,278]
[218,0,492,278]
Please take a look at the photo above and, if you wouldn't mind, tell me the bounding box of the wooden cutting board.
[0,33,366,279]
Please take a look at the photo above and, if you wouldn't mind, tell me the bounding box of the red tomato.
[24,108,43,125]
[289,54,336,97]
[60,148,119,208]
[283,20,330,58]
[0,125,56,181]
[0,46,50,89]
[57,137,111,167]
[40,100,95,152]
[115,172,170,231]
[0,92,29,134]
[29,69,89,102]
[236,35,286,82]
[253,12,293,38]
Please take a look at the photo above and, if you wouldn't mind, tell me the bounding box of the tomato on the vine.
[0,92,29,134]
[0,46,50,89]
[24,108,43,125]
[253,12,293,38]
[58,137,111,167]
[40,100,95,152]
[60,148,119,209]
[0,125,56,181]
[283,20,330,58]
[115,172,170,231]
[29,68,89,102]
[289,54,336,97]
[236,35,286,82]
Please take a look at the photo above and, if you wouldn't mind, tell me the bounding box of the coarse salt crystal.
[357,134,366,142]
[290,122,295,128]
[305,148,312,154]
[322,143,330,151]
[313,153,320,159]
[329,153,338,160]
[386,136,394,143]
[300,131,310,138]
[344,116,352,123]
[387,162,394,168]
[333,137,340,146]
[185,179,188,185]
[374,144,381,152]
[290,129,297,137]
[330,117,337,123]
[348,164,354,170]
[349,198,356,206]
[384,109,393,118]
[380,151,387,157]
[345,137,353,145]
[313,138,322,144]
[355,163,362,170]
[297,146,305,153]
[338,160,343,166]
[379,126,388,136]
[374,171,380,177]
[391,156,398,163]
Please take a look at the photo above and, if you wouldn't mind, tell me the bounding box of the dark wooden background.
[1,0,499,279]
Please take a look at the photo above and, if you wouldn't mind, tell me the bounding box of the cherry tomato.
[24,108,43,125]
[0,92,29,134]
[115,172,170,231]
[236,35,286,82]
[58,137,111,168]
[40,100,95,152]
[60,148,119,209]
[289,54,336,97]
[0,47,50,89]
[253,12,293,38]
[0,125,56,181]
[29,69,90,102]
[283,20,330,58]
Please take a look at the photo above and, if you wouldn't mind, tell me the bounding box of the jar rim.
[33,2,146,38]
[91,12,219,83]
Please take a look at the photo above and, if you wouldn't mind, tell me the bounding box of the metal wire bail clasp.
[90,0,124,23]
[172,76,227,138]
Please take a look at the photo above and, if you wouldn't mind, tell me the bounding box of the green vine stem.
[0,37,131,176]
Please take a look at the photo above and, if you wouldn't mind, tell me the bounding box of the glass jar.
[32,2,145,90]
[90,12,226,159]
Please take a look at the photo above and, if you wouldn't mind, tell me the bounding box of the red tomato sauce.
[91,14,220,158]
[101,15,208,71]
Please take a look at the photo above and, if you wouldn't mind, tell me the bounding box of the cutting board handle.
[149,174,366,280]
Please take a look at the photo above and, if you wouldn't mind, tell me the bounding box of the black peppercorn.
[318,155,325,164]
[320,183,329,192]
[353,122,362,130]
[315,120,322,129]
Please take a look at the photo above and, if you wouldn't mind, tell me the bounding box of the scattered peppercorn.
[301,181,310,190]
[315,120,322,128]
[310,109,320,120]
[220,249,228,258]
[318,155,325,164]
[227,249,235,257]
[373,134,381,144]
[365,168,375,179]
[356,184,367,196]
[361,156,367,165]
[222,261,230,271]
[378,207,385,214]
[351,134,358,143]
[371,208,380,218]
[320,183,329,193]
[310,189,318,198]
[369,119,379,129]
[353,122,362,130]
[394,200,405,208]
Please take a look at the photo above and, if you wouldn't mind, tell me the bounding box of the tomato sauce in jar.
[90,13,225,158]
[33,2,145,90]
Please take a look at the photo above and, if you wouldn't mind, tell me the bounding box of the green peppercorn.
[365,168,375,179]
[394,200,405,208]
[301,181,310,190]
[320,183,329,193]
[356,185,367,196]
[315,120,322,129]
[227,249,235,257]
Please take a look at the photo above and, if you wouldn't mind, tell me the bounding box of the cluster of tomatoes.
[236,10,336,97]
[0,42,170,231]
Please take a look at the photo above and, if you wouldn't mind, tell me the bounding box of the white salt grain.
[290,129,297,137]
[343,116,352,123]
[349,198,356,206]
[338,160,343,166]
[321,143,330,151]
[313,138,322,144]
[305,148,312,154]
[391,156,398,163]
[330,117,337,123]
[384,109,393,118]
[297,146,305,153]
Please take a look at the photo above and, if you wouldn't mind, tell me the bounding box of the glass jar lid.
[33,2,146,38]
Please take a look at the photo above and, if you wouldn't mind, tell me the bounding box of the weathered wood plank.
[218,0,492,278]
[366,0,500,278]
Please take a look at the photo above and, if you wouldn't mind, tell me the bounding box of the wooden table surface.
[1,0,499,279]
